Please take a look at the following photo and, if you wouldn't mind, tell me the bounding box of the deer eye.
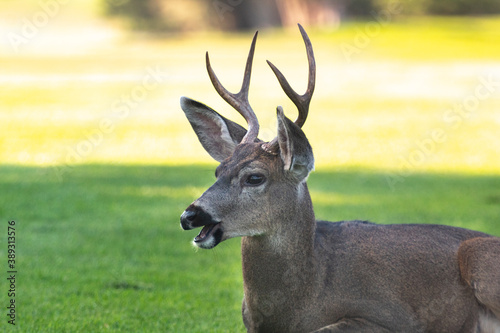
[244,174,266,186]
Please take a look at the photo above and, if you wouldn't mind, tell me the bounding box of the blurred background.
[1,0,499,170]
[1,0,500,332]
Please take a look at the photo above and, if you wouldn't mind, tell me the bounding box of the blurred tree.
[373,0,431,16]
[345,0,376,16]
[103,0,166,30]
[427,0,500,15]
[101,0,345,31]
[232,0,281,30]
[102,0,209,31]
[275,0,344,27]
[211,0,345,29]
[100,0,500,32]
[210,0,281,30]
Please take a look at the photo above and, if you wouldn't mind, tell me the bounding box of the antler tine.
[266,23,316,128]
[206,31,259,144]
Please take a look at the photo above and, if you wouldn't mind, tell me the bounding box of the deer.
[179,24,500,333]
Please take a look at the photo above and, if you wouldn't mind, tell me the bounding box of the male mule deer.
[179,25,500,332]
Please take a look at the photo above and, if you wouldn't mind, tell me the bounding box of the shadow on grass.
[0,163,499,332]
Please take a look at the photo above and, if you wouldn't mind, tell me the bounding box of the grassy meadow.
[1,15,500,332]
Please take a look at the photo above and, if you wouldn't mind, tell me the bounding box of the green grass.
[1,15,500,332]
[0,164,499,332]
[1,164,244,332]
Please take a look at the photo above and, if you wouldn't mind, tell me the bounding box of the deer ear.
[181,97,247,162]
[276,107,315,181]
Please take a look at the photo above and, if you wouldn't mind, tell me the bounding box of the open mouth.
[192,223,223,249]
[194,223,218,243]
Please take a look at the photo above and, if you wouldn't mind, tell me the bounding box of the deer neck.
[241,182,317,300]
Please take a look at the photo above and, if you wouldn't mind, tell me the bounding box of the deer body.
[242,218,493,332]
[179,25,500,332]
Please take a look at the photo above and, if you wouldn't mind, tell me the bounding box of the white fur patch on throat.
[479,311,500,333]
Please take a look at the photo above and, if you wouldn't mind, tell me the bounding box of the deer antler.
[262,24,316,155]
[267,23,316,128]
[206,32,260,144]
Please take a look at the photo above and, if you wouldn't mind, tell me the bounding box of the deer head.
[180,24,316,249]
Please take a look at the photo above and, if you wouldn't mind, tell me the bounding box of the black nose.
[180,209,197,230]
[180,205,217,230]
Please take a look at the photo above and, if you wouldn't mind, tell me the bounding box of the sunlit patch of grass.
[2,16,499,174]
[306,95,500,173]
[325,16,500,61]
